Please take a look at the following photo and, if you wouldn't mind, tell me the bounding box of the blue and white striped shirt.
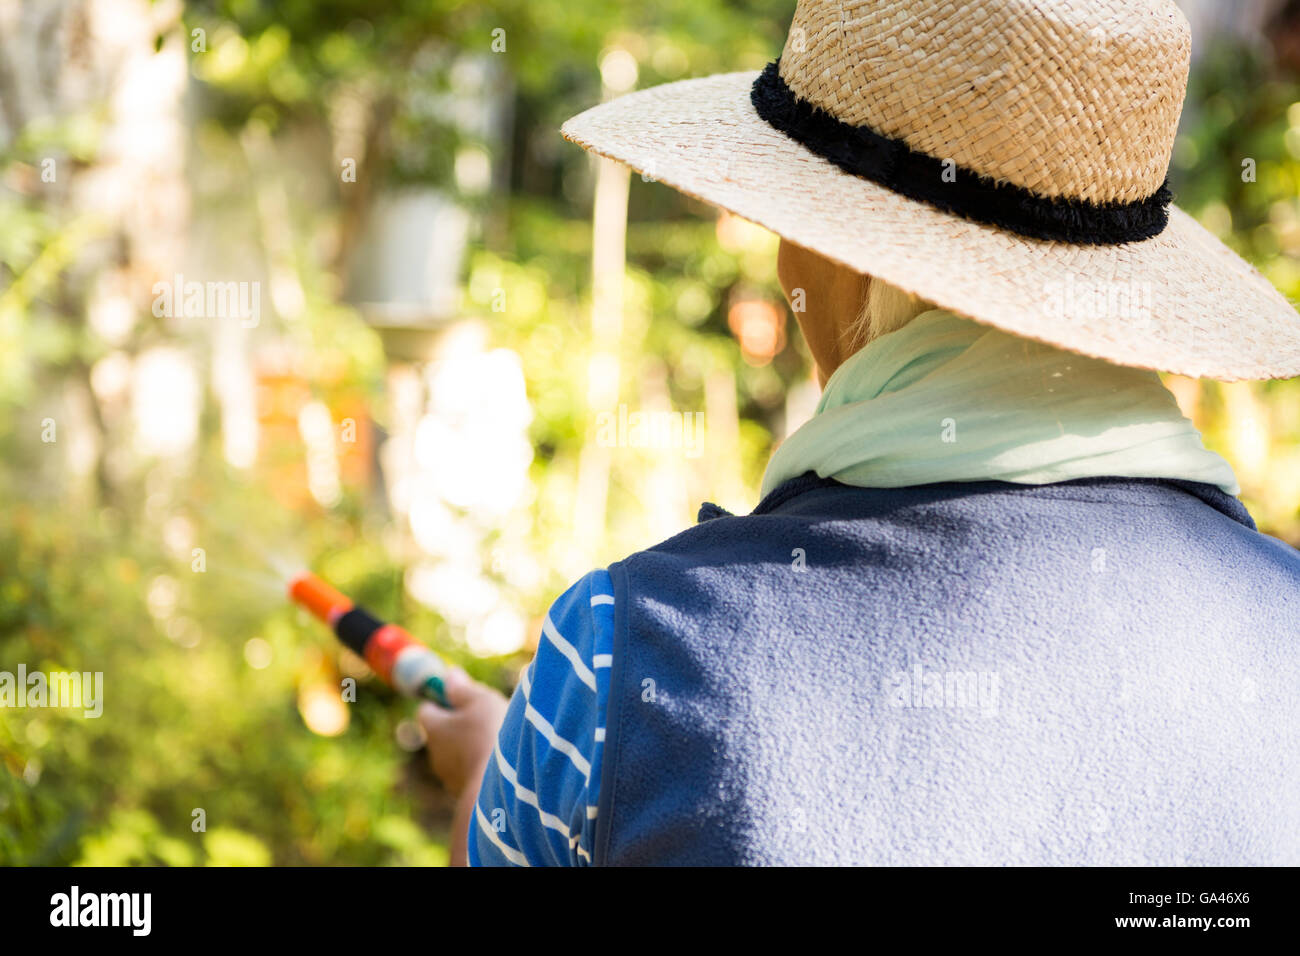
[468,570,613,866]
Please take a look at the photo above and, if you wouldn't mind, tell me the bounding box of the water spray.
[287,571,452,708]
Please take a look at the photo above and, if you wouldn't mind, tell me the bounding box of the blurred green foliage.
[1,0,797,867]
[1171,39,1300,540]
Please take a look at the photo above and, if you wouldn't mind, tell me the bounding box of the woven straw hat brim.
[562,72,1300,381]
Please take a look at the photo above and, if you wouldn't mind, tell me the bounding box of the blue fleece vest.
[597,475,1300,865]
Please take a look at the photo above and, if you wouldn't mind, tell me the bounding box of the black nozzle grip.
[334,606,383,657]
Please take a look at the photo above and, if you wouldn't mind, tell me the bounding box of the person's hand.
[417,669,509,798]
[418,669,509,866]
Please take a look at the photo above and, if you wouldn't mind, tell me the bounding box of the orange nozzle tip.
[288,571,353,624]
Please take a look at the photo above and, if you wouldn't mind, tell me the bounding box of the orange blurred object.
[256,367,313,512]
[727,298,786,366]
[287,571,353,625]
[254,361,373,512]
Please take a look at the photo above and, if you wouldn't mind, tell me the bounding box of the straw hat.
[562,0,1300,381]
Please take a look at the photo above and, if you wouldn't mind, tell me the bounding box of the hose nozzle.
[288,571,451,708]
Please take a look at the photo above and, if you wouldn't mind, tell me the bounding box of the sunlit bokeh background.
[2,0,1299,864]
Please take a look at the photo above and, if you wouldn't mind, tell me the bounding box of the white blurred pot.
[346,188,471,360]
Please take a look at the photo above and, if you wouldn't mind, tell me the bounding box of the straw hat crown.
[777,0,1191,205]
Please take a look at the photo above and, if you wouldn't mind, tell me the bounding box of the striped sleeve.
[468,569,614,866]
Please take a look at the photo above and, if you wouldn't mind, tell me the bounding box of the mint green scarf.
[761,310,1239,499]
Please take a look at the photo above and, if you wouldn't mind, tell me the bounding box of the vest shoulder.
[608,479,1300,595]
[633,479,1288,546]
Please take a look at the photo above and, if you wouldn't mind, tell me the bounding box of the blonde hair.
[842,275,934,356]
